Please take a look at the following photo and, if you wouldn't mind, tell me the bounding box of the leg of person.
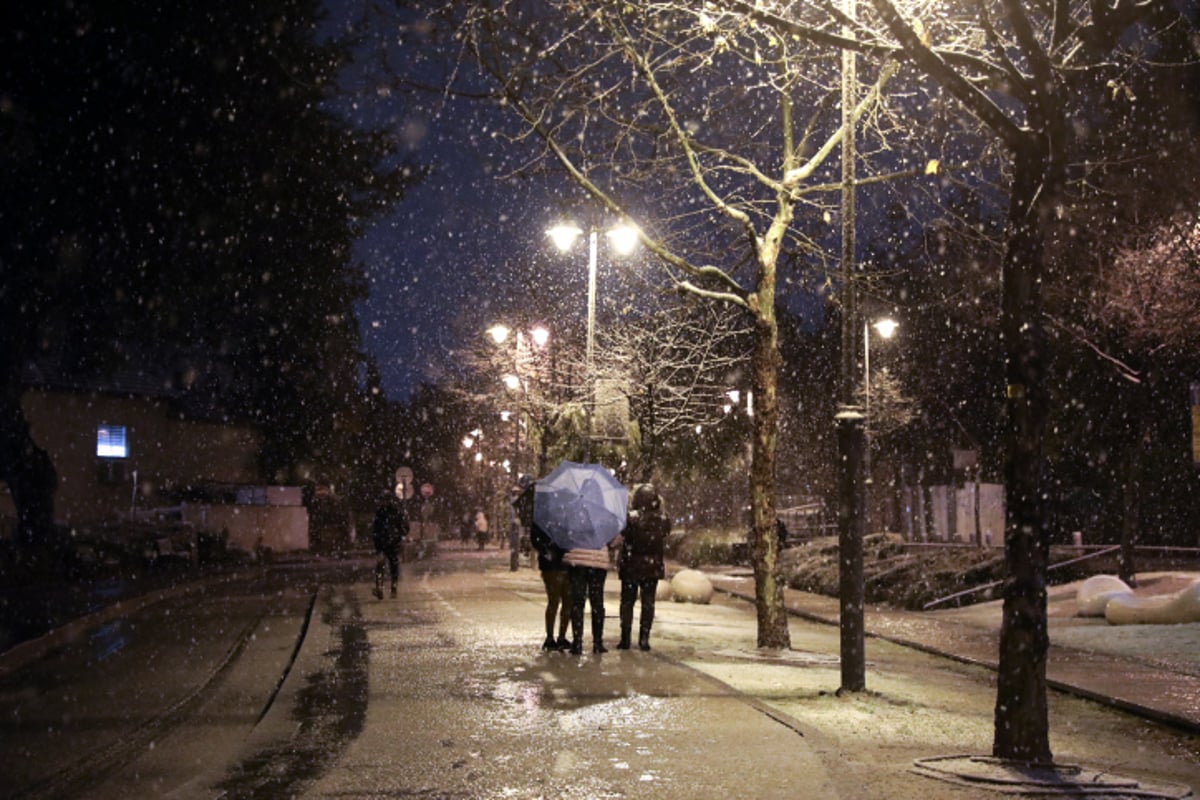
[568,567,587,654]
[638,579,657,650]
[552,571,572,649]
[373,554,385,599]
[388,549,400,596]
[618,579,636,649]
[540,572,558,649]
[589,568,608,653]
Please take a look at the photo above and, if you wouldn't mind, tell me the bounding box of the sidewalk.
[703,566,1200,733]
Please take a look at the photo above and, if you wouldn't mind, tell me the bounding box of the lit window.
[96,425,128,458]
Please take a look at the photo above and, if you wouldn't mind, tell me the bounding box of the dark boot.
[618,602,633,649]
[639,589,656,651]
[592,617,607,654]
[569,596,585,655]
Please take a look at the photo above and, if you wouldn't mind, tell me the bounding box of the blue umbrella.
[533,461,628,552]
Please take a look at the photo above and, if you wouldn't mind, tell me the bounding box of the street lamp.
[863,316,898,551]
[488,324,550,480]
[863,317,898,447]
[547,219,639,463]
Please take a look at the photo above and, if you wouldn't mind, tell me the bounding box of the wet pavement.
[2,543,1198,798]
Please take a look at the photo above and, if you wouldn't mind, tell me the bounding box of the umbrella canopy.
[533,461,628,552]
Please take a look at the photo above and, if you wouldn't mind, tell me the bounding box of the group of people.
[525,482,671,655]
[371,478,673,657]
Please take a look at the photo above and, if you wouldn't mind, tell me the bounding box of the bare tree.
[448,323,588,483]
[1103,211,1200,352]
[597,299,751,483]
[738,0,1197,763]
[449,0,911,648]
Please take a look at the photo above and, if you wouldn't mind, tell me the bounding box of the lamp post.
[836,0,866,695]
[863,316,898,541]
[488,324,550,481]
[863,317,898,455]
[462,428,484,512]
[546,220,638,462]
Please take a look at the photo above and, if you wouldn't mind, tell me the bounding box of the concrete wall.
[899,482,1004,544]
[953,482,1005,546]
[182,504,310,553]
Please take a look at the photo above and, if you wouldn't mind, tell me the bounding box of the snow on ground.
[934,572,1200,671]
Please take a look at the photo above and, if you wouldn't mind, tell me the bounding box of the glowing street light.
[488,325,550,479]
[864,317,898,435]
[546,219,640,462]
[488,324,510,345]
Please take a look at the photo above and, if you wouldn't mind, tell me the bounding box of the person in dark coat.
[616,484,670,650]
[372,493,408,598]
[516,482,572,650]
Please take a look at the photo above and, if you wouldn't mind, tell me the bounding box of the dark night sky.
[334,5,605,402]
[330,2,826,403]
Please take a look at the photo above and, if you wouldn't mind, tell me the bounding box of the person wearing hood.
[615,484,670,650]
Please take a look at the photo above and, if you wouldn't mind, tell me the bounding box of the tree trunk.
[992,143,1056,764]
[749,294,789,649]
[1117,417,1146,587]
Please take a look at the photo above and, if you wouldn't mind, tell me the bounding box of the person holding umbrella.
[532,462,629,656]
[515,481,572,650]
[616,484,670,651]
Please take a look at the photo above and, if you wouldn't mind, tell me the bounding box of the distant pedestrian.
[372,493,409,598]
[564,545,611,654]
[460,511,473,547]
[508,487,522,570]
[474,509,489,550]
[616,484,670,650]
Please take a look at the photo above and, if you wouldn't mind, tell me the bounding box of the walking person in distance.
[372,492,409,598]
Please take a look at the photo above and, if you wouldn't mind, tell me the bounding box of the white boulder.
[655,579,673,602]
[1105,581,1200,626]
[670,569,714,604]
[1076,575,1134,617]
